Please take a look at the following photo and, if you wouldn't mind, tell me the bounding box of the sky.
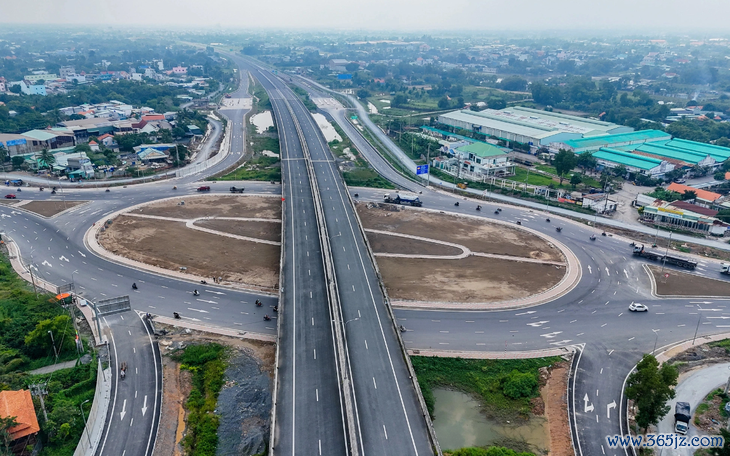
[3,0,730,32]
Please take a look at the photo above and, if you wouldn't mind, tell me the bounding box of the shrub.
[502,371,538,399]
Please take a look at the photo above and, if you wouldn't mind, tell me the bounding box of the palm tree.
[38,148,55,171]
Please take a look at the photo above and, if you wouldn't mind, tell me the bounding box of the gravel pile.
[216,349,272,456]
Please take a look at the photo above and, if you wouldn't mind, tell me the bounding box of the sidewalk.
[29,360,77,375]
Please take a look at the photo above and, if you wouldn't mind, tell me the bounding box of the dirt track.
[99,196,281,289]
[357,204,566,303]
[648,265,730,297]
[22,200,87,217]
[132,195,281,219]
[358,203,563,262]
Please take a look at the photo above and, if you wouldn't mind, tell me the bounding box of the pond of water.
[432,388,549,453]
[250,111,274,134]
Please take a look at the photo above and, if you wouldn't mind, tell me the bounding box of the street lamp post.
[80,399,91,447]
[652,329,660,354]
[48,330,58,362]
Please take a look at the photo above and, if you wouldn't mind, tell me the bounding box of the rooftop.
[667,183,721,202]
[592,148,664,171]
[669,200,719,217]
[0,390,40,441]
[565,129,670,150]
[456,141,506,158]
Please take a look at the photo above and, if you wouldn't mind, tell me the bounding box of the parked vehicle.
[229,186,245,193]
[197,186,211,192]
[10,180,22,187]
[383,191,422,207]
[457,182,468,190]
[628,302,648,312]
[632,244,697,270]
[674,402,690,434]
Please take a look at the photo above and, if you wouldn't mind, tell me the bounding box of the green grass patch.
[343,168,395,189]
[290,85,318,112]
[173,343,228,456]
[710,339,730,349]
[412,356,561,421]
[217,155,280,181]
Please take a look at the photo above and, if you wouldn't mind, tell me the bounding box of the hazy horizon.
[2,0,730,34]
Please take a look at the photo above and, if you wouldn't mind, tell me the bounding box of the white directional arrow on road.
[120,399,127,420]
[549,339,572,346]
[141,395,148,416]
[527,321,549,327]
[196,299,217,304]
[205,290,226,295]
[707,316,730,319]
[691,301,713,304]
[607,400,616,419]
[41,260,52,267]
[77,250,86,258]
[584,393,594,413]
[623,269,629,279]
[181,316,201,322]
[587,265,592,274]
[540,331,563,338]
[515,310,536,316]
[59,255,69,262]
[187,308,209,313]
[605,267,610,276]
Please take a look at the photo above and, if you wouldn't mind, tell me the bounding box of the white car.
[629,302,648,312]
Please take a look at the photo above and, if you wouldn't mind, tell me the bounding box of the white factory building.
[437,106,633,149]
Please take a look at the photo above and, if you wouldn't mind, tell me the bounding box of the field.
[20,200,87,217]
[99,196,281,289]
[357,203,566,303]
[648,265,730,297]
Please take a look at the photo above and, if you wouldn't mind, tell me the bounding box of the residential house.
[88,140,99,151]
[328,59,349,72]
[0,390,41,454]
[0,77,6,93]
[666,183,722,208]
[171,66,187,75]
[18,81,46,96]
[97,133,116,148]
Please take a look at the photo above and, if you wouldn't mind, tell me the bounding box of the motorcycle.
[200,280,207,284]
[590,235,596,241]
[556,227,562,233]
[132,283,138,290]
[454,202,459,207]
[494,210,499,214]
[263,315,271,321]
[601,232,607,236]
[51,190,56,194]
[173,312,180,319]
[354,193,359,198]
[399,325,406,333]
[193,290,199,296]
[476,205,482,211]
[256,299,262,307]
[105,189,110,192]
[273,306,278,313]
[173,186,177,190]
[516,221,522,225]
[546,218,550,222]
[39,187,44,191]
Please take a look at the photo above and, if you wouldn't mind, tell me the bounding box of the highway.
[236,60,349,455]
[243,60,434,454]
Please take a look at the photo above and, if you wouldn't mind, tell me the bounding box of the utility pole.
[29,384,48,422]
[692,313,702,345]
[426,143,431,187]
[660,232,673,277]
[28,263,38,298]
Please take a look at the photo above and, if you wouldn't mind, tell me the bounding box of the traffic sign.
[416,164,429,175]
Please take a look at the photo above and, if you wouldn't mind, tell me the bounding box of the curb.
[150,313,275,343]
[408,346,574,360]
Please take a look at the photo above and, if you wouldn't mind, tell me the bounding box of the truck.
[632,244,697,270]
[383,191,422,207]
[674,402,690,434]
[229,186,245,193]
[721,263,730,275]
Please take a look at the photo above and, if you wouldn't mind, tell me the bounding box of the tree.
[710,428,730,456]
[0,416,18,456]
[38,148,55,170]
[24,315,74,358]
[625,354,678,431]
[11,156,24,170]
[356,89,371,99]
[437,97,450,109]
[576,152,597,171]
[681,190,697,201]
[553,149,578,184]
[570,173,582,189]
[392,94,408,108]
[500,76,528,92]
[612,165,628,179]
[487,97,506,110]
[0,145,7,164]
[345,62,360,73]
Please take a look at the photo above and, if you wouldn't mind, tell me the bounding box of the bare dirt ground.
[21,200,86,217]
[132,195,281,220]
[195,219,281,242]
[357,203,566,303]
[154,328,275,456]
[541,362,571,456]
[604,224,730,262]
[357,203,563,263]
[367,232,462,256]
[99,216,279,289]
[377,256,565,303]
[648,265,730,297]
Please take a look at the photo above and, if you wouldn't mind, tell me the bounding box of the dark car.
[197,186,211,192]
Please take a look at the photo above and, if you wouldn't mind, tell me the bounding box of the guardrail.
[73,361,112,456]
[279,88,361,456]
[346,195,444,456]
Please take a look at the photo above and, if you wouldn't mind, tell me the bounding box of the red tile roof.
[669,200,718,217]
[0,390,40,441]
[141,114,165,122]
[667,182,721,202]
